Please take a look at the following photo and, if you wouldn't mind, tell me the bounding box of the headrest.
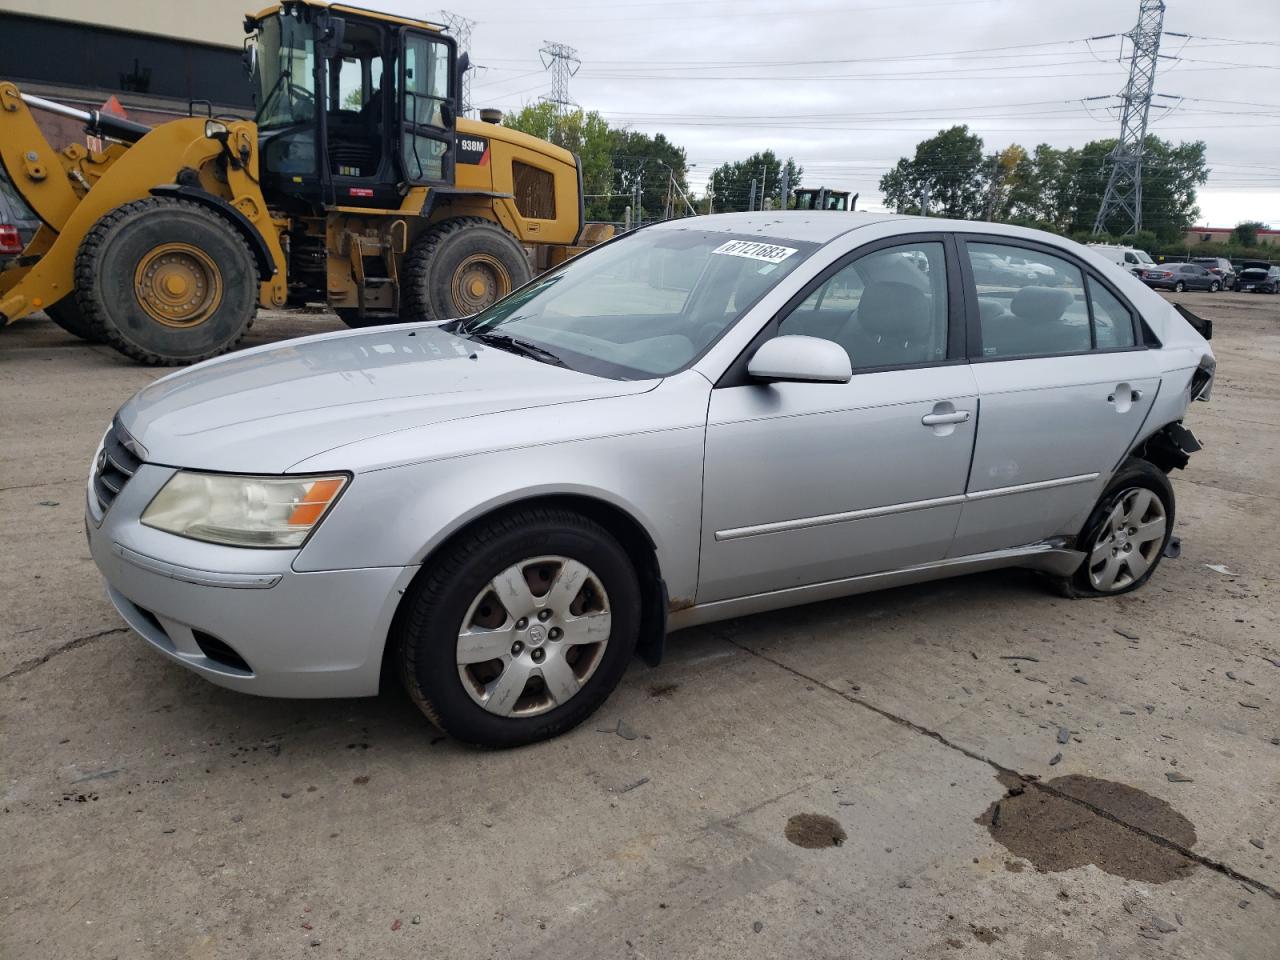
[1011,285,1074,324]
[857,281,932,340]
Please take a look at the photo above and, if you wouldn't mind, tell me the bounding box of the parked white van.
[1089,244,1156,275]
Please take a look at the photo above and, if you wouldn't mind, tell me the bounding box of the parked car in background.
[1140,262,1222,292]
[1192,257,1235,288]
[86,213,1214,747]
[0,167,38,264]
[1234,262,1280,294]
[1089,243,1156,276]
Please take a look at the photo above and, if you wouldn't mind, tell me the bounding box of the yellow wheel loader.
[0,1,607,364]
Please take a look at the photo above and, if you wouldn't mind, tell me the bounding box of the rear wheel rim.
[456,555,612,718]
[450,253,512,316]
[1087,487,1167,592]
[133,242,222,327]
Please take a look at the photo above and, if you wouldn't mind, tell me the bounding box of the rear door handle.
[921,411,971,426]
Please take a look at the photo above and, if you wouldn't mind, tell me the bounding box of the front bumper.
[87,463,417,698]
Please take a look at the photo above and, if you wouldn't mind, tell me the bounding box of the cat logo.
[457,135,490,166]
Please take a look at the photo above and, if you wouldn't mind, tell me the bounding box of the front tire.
[44,295,103,343]
[394,508,641,747]
[1209,281,1221,292]
[1056,459,1174,598]
[75,197,258,365]
[1173,281,1186,292]
[400,217,532,323]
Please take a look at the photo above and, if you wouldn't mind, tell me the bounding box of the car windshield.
[454,229,816,379]
[1132,250,1154,264]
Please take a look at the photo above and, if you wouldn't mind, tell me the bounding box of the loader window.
[402,33,452,182]
[254,14,317,131]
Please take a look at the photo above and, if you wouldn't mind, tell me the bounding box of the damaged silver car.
[87,213,1215,746]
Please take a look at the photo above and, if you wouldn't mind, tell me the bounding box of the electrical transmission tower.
[438,11,477,116]
[538,41,581,142]
[1092,0,1165,236]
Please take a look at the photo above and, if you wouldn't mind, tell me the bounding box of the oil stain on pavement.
[979,773,1197,883]
[785,813,848,849]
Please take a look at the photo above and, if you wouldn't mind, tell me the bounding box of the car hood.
[116,325,656,473]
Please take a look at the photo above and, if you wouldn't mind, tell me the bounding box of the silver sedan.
[86,212,1215,746]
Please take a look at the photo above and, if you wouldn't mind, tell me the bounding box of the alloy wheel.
[1086,487,1167,592]
[456,556,612,717]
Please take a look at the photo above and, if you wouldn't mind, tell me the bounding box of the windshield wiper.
[468,331,567,367]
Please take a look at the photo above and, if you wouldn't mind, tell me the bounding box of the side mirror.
[747,335,851,384]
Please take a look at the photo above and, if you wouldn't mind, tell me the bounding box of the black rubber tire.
[394,507,641,747]
[74,197,258,365]
[399,217,532,323]
[1052,458,1175,599]
[1209,281,1220,292]
[44,295,103,343]
[1173,281,1185,292]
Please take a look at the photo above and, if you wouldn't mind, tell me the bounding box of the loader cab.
[247,3,458,212]
[792,188,853,212]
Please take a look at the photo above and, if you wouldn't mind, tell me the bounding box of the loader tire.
[44,296,103,343]
[400,217,531,323]
[75,198,258,365]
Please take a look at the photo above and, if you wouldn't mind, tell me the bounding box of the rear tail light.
[0,224,22,255]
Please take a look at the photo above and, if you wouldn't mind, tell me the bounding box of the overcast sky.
[375,0,1280,226]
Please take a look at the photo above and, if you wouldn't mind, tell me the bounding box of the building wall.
[0,10,254,149]
[1183,228,1279,247]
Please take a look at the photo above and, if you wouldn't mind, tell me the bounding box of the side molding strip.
[715,473,1100,542]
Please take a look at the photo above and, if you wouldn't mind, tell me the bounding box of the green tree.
[1070,136,1208,244]
[610,129,693,222]
[1232,221,1266,246]
[708,150,801,213]
[879,125,987,219]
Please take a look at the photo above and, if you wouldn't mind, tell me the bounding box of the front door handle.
[922,411,971,426]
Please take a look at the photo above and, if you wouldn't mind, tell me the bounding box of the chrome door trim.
[963,472,1099,501]
[715,473,1100,542]
[715,493,967,542]
[670,539,1085,631]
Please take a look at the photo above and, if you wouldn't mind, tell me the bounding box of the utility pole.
[760,165,769,210]
[438,11,476,116]
[747,179,757,213]
[538,41,581,145]
[706,180,714,215]
[1092,0,1165,236]
[983,154,1001,222]
[778,166,790,212]
[920,181,930,217]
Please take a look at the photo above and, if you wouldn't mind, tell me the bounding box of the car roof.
[645,211,1112,249]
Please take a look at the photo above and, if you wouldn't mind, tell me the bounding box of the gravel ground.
[1,291,1277,958]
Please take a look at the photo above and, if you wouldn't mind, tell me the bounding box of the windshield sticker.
[711,240,798,264]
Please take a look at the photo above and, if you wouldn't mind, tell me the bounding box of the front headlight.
[141,472,349,548]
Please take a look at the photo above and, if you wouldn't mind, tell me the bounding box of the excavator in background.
[0,1,608,364]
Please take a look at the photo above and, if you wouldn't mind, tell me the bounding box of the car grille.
[93,420,144,513]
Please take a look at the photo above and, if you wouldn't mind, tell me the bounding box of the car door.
[951,236,1162,557]
[698,236,978,603]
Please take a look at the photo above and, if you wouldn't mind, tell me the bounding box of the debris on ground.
[1114,628,1140,640]
[618,777,650,793]
[391,918,402,931]
[1071,676,1088,685]
[1151,917,1177,933]
[37,500,59,507]
[752,921,764,933]
[597,718,640,740]
[1204,563,1236,576]
[1000,655,1040,662]
[1249,838,1264,850]
[1166,772,1194,783]
[784,813,847,849]
[1238,701,1261,710]
[1057,727,1071,744]
[1049,753,1063,766]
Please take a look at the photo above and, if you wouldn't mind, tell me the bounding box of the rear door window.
[965,242,1090,358]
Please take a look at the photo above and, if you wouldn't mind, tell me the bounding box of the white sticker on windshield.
[711,240,798,264]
